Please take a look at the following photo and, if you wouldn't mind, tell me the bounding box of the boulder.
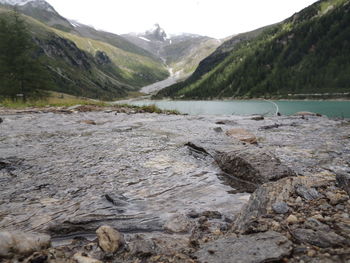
[234,175,334,233]
[292,229,346,248]
[225,128,257,144]
[195,231,292,263]
[336,172,350,196]
[215,147,295,188]
[96,226,125,253]
[0,231,51,258]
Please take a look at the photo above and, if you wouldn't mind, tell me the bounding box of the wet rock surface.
[0,109,350,262]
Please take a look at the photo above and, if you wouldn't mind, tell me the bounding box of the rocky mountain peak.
[0,0,55,12]
[144,23,168,42]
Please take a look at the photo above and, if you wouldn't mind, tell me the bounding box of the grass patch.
[0,91,110,108]
[116,103,181,115]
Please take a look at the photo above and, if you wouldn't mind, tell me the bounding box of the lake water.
[129,100,350,118]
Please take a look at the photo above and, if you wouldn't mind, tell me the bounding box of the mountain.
[123,24,221,76]
[0,0,74,32]
[157,0,350,99]
[0,0,169,99]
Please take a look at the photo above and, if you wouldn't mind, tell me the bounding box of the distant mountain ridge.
[123,24,221,76]
[157,0,350,99]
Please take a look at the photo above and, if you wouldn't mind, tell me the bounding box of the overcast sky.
[46,0,319,39]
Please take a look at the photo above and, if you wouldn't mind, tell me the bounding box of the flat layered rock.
[195,231,292,263]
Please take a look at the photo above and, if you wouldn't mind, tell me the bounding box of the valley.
[0,0,350,262]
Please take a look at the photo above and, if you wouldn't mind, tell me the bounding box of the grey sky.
[46,0,319,38]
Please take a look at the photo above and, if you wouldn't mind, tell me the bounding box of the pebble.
[311,214,324,221]
[324,216,332,222]
[295,197,302,203]
[286,215,298,224]
[73,252,102,263]
[213,127,223,133]
[326,192,345,205]
[341,213,349,219]
[272,202,290,214]
[307,249,317,257]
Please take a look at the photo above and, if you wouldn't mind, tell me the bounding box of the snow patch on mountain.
[139,36,151,42]
[0,0,34,6]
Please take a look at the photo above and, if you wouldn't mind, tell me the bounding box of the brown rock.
[326,192,346,205]
[81,120,97,125]
[96,226,125,253]
[225,128,258,144]
[73,252,103,263]
[0,231,51,258]
[294,111,319,116]
[286,215,298,224]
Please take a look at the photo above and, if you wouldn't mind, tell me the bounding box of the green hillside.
[157,0,350,99]
[0,5,168,100]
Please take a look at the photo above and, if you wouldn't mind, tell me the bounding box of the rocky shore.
[0,107,349,262]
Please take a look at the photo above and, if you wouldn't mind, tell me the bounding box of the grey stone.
[128,235,155,257]
[304,218,331,231]
[251,115,264,121]
[292,229,346,248]
[0,231,51,258]
[164,214,193,233]
[112,126,133,132]
[295,185,322,200]
[213,127,223,132]
[272,202,290,214]
[336,172,350,196]
[214,147,296,189]
[195,231,292,263]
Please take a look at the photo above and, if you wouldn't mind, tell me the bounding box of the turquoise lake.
[129,100,350,118]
